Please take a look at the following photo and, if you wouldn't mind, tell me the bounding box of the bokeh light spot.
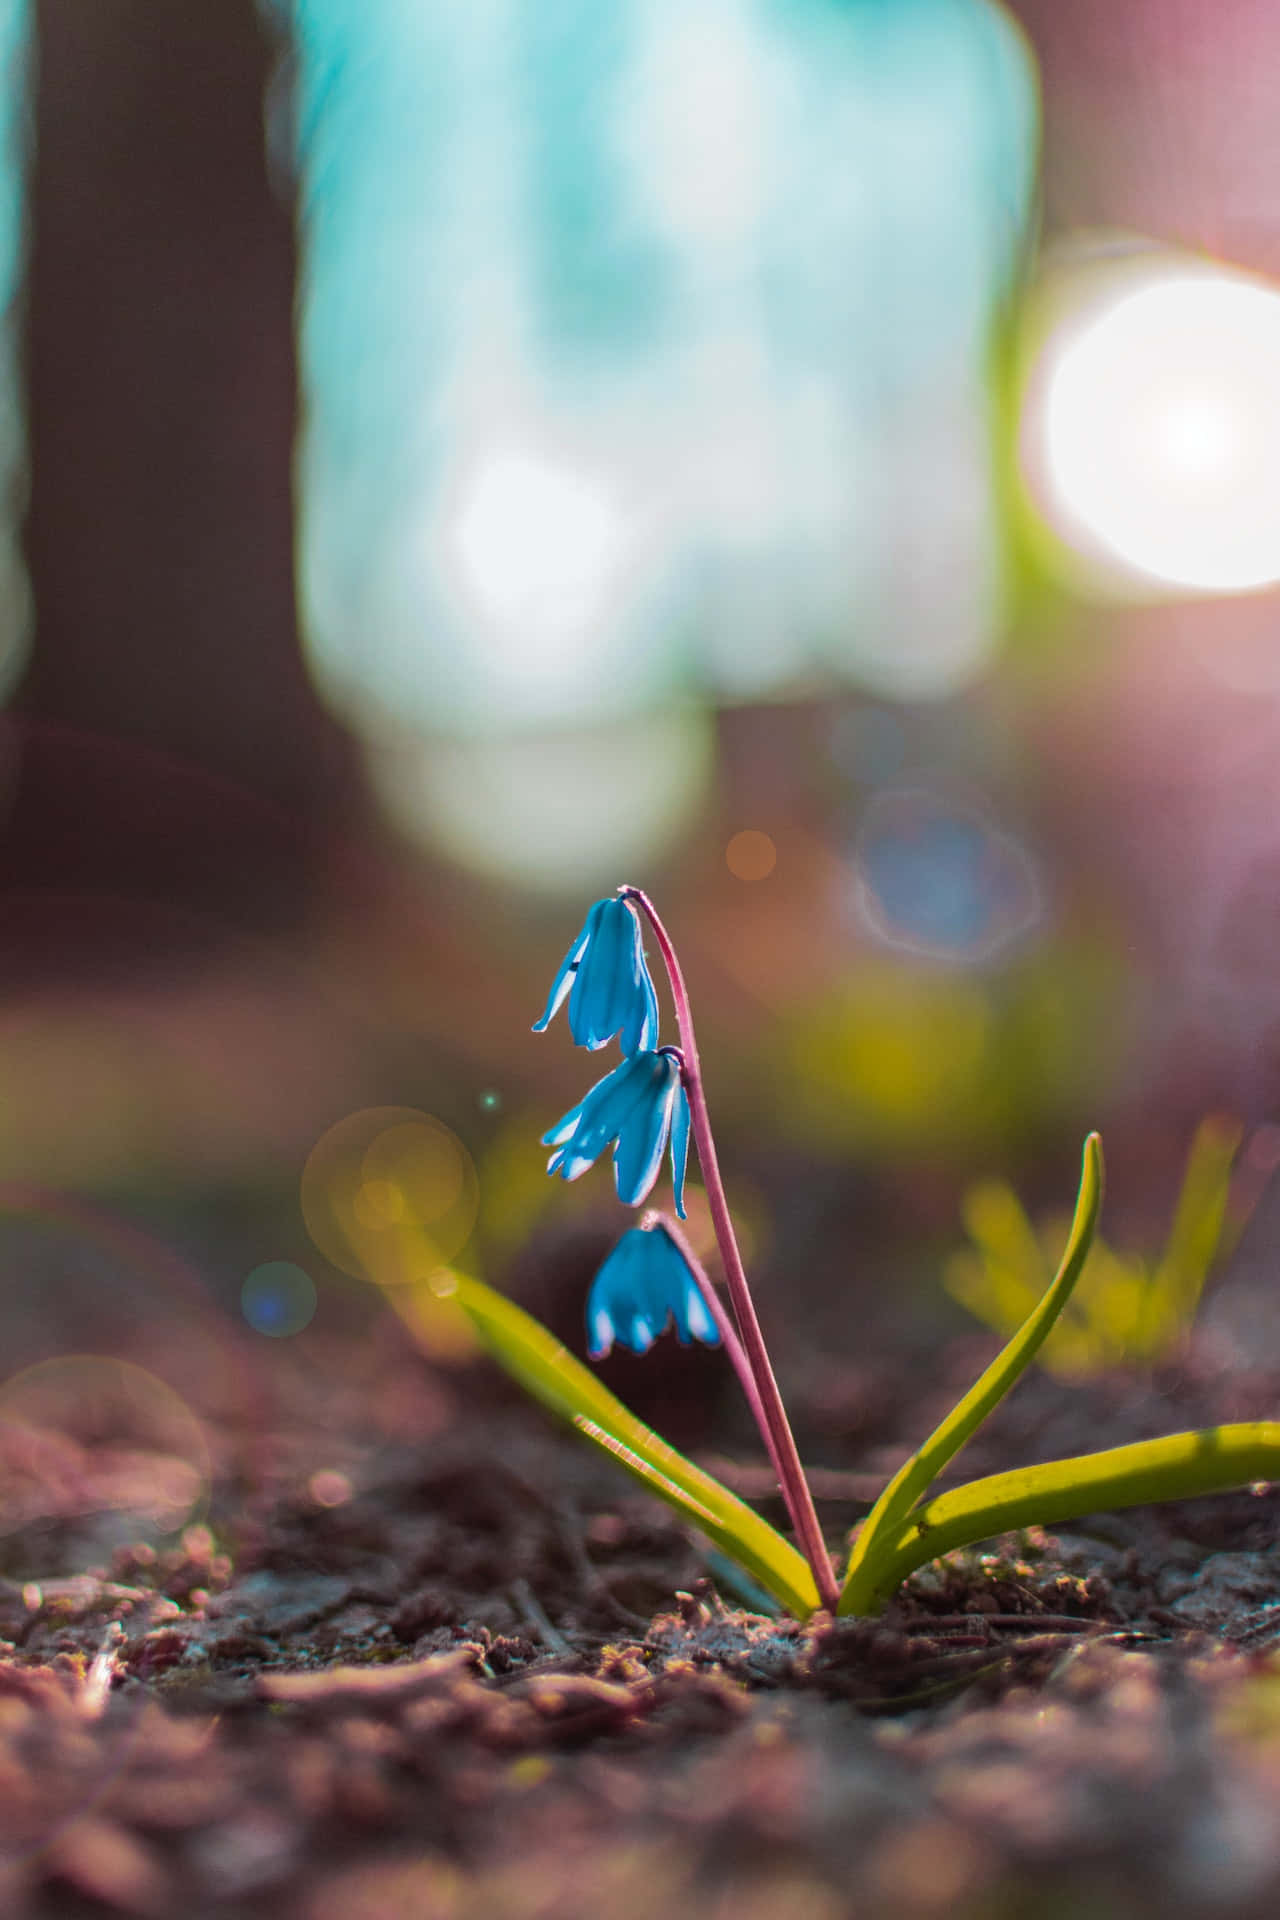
[302,1108,479,1287]
[447,446,625,643]
[366,708,714,896]
[479,1089,502,1113]
[241,1262,318,1339]
[726,829,777,881]
[1024,254,1280,592]
[853,787,1042,964]
[352,1179,407,1228]
[308,1468,353,1509]
[362,1121,467,1226]
[0,1356,210,1540]
[293,0,1035,736]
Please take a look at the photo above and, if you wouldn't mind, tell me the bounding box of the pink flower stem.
[638,1208,777,1459]
[621,887,838,1612]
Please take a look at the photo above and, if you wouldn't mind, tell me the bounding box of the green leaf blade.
[839,1133,1104,1616]
[851,1421,1280,1613]
[446,1272,821,1619]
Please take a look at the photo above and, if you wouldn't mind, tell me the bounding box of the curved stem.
[621,887,838,1611]
[640,1208,781,1480]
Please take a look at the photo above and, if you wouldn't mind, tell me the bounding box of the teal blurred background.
[0,0,1279,1501]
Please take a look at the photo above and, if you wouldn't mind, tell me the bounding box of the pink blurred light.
[1015,0,1280,271]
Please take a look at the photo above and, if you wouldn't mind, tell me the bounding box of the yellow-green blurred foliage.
[774,936,1125,1157]
[474,1111,585,1261]
[945,1116,1243,1376]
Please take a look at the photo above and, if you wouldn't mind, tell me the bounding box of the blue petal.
[542,1056,631,1152]
[568,899,622,1049]
[621,947,659,1055]
[572,899,660,1053]
[605,902,655,1052]
[542,1054,670,1187]
[531,911,594,1034]
[585,1226,719,1359]
[613,1057,679,1207]
[535,897,661,1054]
[669,1246,721,1346]
[587,1296,619,1360]
[542,1091,587,1149]
[546,1143,595,1183]
[587,1229,663,1356]
[647,1226,703,1345]
[577,1055,657,1158]
[625,1315,655,1354]
[668,1082,691,1219]
[585,1231,646,1356]
[681,1283,720,1346]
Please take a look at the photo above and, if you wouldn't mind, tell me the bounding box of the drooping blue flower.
[543,1048,691,1216]
[533,896,659,1054]
[586,1225,721,1358]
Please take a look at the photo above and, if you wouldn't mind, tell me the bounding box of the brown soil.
[4,1323,1280,1920]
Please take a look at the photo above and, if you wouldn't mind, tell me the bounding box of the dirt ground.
[5,1313,1280,1920]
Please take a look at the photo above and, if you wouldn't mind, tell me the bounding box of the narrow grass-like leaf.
[444,1271,820,1618]
[1140,1114,1242,1350]
[839,1133,1103,1616]
[846,1421,1280,1614]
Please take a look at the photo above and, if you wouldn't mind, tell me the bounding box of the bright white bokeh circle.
[1032,267,1280,592]
[449,447,624,638]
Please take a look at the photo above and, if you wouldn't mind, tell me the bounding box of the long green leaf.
[846,1421,1280,1614]
[445,1271,820,1618]
[839,1133,1103,1616]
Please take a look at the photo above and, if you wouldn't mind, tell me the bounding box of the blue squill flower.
[544,1048,691,1216]
[533,896,658,1055]
[586,1224,721,1358]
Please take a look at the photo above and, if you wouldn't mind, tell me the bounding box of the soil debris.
[0,1338,1278,1915]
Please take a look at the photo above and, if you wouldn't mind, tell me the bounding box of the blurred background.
[1,0,1280,1542]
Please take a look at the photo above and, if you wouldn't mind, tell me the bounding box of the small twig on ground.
[903,1613,1110,1635]
[511,1577,572,1656]
[81,1621,125,1719]
[552,1499,653,1630]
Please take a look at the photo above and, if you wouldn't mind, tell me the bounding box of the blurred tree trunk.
[9,0,365,961]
